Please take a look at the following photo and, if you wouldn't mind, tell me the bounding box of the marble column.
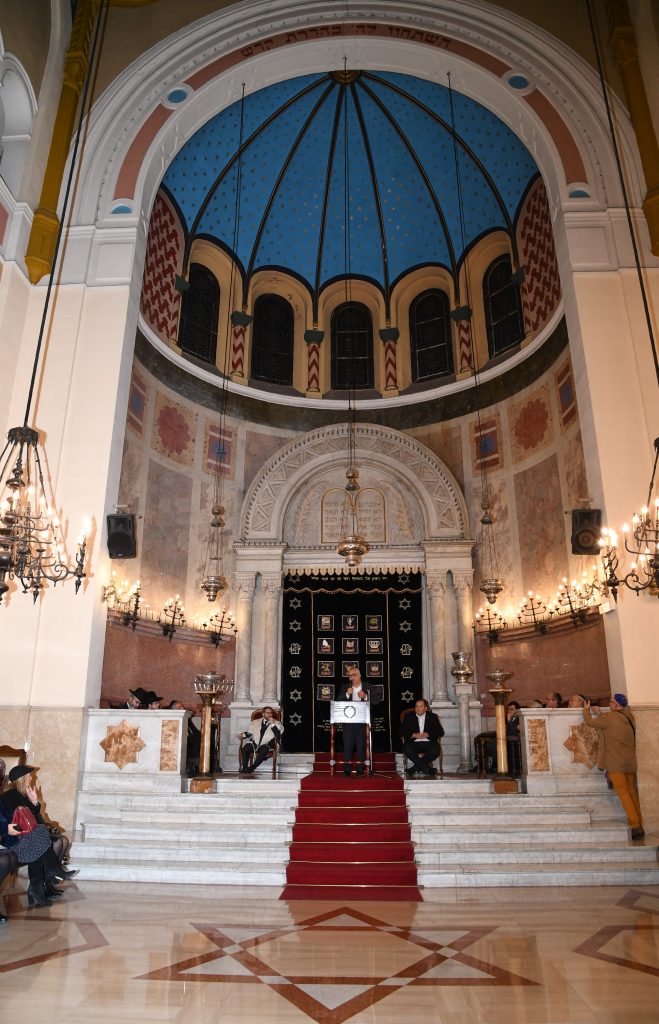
[426,573,449,703]
[233,573,256,704]
[261,574,282,704]
[452,571,475,666]
[454,683,475,772]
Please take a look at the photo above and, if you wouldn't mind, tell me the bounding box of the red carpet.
[281,754,421,901]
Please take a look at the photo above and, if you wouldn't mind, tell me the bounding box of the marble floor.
[0,882,658,1023]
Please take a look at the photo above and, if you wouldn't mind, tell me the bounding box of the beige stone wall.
[635,705,659,833]
[0,1,52,96]
[0,706,85,835]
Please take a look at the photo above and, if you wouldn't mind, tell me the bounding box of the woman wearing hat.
[583,693,645,840]
[0,760,66,909]
[2,765,77,879]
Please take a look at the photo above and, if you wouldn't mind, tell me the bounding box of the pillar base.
[190,777,214,793]
[25,207,59,284]
[492,777,518,794]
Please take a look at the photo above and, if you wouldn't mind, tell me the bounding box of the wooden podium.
[329,700,372,777]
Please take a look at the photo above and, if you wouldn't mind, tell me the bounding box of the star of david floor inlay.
[137,906,537,1024]
[0,915,108,973]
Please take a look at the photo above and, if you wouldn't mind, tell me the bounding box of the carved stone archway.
[232,423,475,718]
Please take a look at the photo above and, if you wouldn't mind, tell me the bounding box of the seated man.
[240,707,283,774]
[544,692,562,709]
[400,699,444,776]
[124,687,150,709]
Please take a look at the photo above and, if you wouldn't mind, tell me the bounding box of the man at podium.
[337,665,375,776]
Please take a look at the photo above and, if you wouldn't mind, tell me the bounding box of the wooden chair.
[238,709,282,779]
[400,709,443,778]
[475,732,521,778]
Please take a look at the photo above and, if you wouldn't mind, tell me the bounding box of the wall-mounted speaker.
[570,508,601,555]
[107,514,137,559]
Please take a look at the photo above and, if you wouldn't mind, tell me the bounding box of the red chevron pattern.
[140,191,183,341]
[517,179,561,336]
[306,342,320,392]
[231,324,246,377]
[384,339,397,390]
[458,321,473,371]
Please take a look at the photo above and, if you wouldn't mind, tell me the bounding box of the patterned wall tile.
[139,190,184,342]
[152,391,197,467]
[517,178,561,336]
[408,424,464,489]
[127,369,148,436]
[509,384,554,464]
[472,415,501,473]
[205,419,236,480]
[555,360,578,428]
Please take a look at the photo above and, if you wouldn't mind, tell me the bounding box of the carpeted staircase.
[281,753,421,901]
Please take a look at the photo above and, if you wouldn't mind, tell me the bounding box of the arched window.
[250,294,294,386]
[409,289,453,381]
[178,264,219,364]
[483,254,525,358]
[331,302,374,390]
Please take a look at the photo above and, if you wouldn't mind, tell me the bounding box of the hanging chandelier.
[335,69,368,571]
[477,488,504,605]
[0,5,106,605]
[0,428,88,604]
[198,85,247,602]
[600,437,659,600]
[336,416,369,569]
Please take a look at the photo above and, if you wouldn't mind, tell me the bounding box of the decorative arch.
[240,422,471,557]
[0,48,37,195]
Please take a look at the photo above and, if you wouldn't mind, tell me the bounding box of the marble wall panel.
[141,459,193,607]
[244,428,293,490]
[0,707,84,834]
[118,436,145,514]
[562,429,590,510]
[508,384,554,464]
[514,452,568,594]
[635,706,659,832]
[407,423,464,490]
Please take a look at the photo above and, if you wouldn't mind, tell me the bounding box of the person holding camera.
[583,694,644,840]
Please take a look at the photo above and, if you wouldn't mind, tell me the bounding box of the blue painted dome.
[161,70,539,313]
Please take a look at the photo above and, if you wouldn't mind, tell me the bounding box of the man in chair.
[240,706,283,774]
[400,698,444,777]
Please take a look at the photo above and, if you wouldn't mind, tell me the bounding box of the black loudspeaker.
[107,514,137,559]
[570,508,602,555]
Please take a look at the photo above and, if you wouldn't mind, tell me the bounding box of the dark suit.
[400,708,444,774]
[338,679,376,769]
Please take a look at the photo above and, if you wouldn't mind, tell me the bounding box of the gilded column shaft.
[607,0,659,254]
[25,0,102,283]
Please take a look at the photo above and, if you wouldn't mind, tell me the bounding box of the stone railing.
[80,709,189,793]
[519,708,606,795]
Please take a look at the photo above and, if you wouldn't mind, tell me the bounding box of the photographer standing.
[583,694,644,840]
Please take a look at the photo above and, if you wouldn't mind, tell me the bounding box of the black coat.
[400,708,444,743]
[337,678,380,703]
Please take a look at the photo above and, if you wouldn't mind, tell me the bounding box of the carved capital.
[452,571,473,593]
[426,573,447,598]
[234,573,256,597]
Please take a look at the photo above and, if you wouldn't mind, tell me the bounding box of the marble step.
[411,823,629,845]
[80,808,295,827]
[409,809,593,826]
[415,842,657,865]
[73,857,287,885]
[74,840,289,865]
[418,859,659,887]
[81,823,292,844]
